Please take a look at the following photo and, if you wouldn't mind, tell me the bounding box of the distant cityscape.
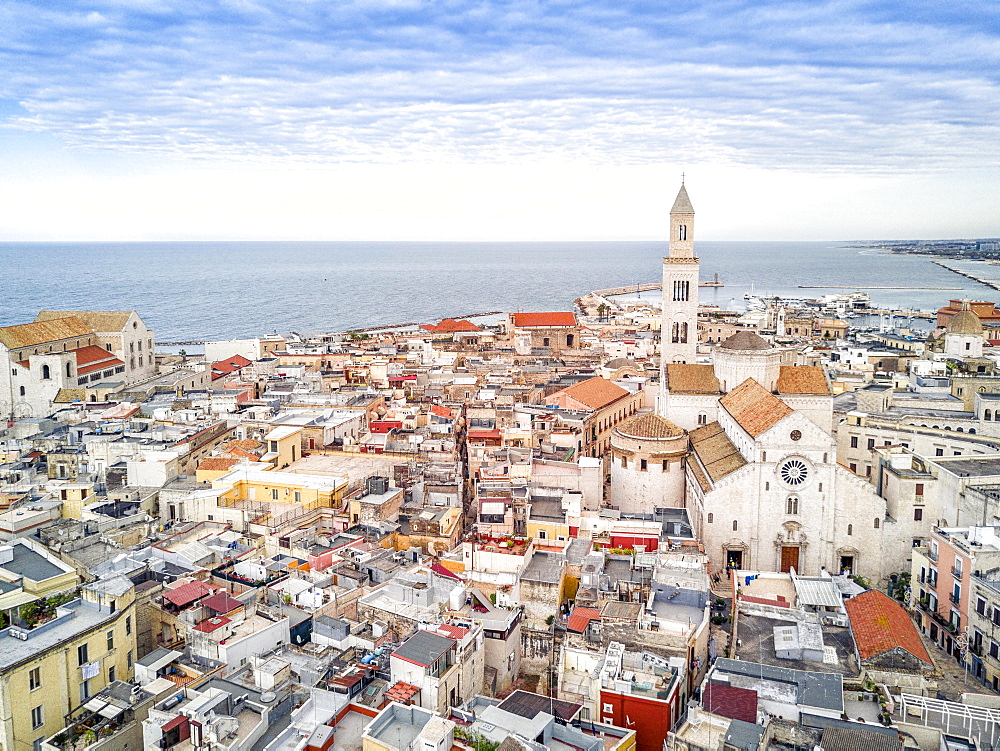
[4,185,1000,751]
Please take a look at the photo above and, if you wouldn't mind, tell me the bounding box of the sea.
[1,241,998,343]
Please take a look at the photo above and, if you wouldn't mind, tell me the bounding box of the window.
[818,482,823,492]
[849,462,857,472]
[81,679,92,702]
[936,448,944,456]
[707,513,714,523]
[978,597,987,616]
[640,459,647,471]
[697,412,707,425]
[874,517,880,529]
[125,616,132,636]
[108,666,116,683]
[790,430,801,441]
[29,667,41,690]
[848,524,853,536]
[914,508,923,521]
[107,630,114,651]
[867,438,875,450]
[271,488,279,501]
[78,644,88,665]
[127,651,133,668]
[786,497,799,515]
[19,386,25,396]
[31,705,43,730]
[761,451,766,462]
[733,520,738,531]
[779,459,808,486]
[992,641,1000,659]
[916,483,924,497]
[662,460,669,471]
[294,490,302,503]
[42,364,50,380]
[65,362,72,377]
[538,530,546,539]
[678,224,687,241]
[850,436,858,448]
[542,337,550,347]
[765,482,769,491]
[620,456,626,468]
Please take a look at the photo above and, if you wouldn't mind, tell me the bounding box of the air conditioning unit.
[10,628,28,641]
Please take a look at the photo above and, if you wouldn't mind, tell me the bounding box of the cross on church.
[681,171,685,184]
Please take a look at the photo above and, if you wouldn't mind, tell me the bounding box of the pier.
[797,285,960,290]
[593,275,724,297]
[932,260,1000,291]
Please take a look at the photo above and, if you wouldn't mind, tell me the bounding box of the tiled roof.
[776,366,830,395]
[0,317,92,350]
[720,331,771,350]
[200,592,243,614]
[198,457,241,473]
[615,413,685,440]
[162,580,216,607]
[665,364,721,394]
[671,184,694,214]
[36,310,135,333]
[75,344,116,365]
[720,379,793,437]
[552,377,630,410]
[430,405,455,418]
[844,589,932,666]
[689,422,747,484]
[819,727,903,751]
[53,388,87,403]
[704,683,758,723]
[384,681,421,704]
[510,312,577,328]
[566,606,602,633]
[220,439,263,453]
[420,318,481,332]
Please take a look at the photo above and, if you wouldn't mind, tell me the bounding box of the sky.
[1,0,998,241]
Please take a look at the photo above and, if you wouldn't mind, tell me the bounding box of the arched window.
[874,517,880,529]
[987,410,993,421]
[697,412,707,425]
[19,386,25,396]
[765,482,769,491]
[680,322,688,343]
[707,513,714,524]
[847,524,853,536]
[786,497,799,515]
[971,428,977,434]
[42,364,50,380]
[958,427,964,432]
[65,362,72,377]
[732,520,738,532]
[678,224,687,241]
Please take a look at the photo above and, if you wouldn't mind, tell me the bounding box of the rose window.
[779,459,808,486]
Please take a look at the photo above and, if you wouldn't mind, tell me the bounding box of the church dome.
[719,330,772,351]
[605,358,636,370]
[947,301,984,335]
[615,413,685,440]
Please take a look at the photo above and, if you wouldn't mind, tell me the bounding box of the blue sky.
[1,0,998,240]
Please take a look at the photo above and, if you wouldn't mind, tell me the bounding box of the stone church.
[612,183,898,582]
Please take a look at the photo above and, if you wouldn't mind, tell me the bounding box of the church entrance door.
[780,546,799,573]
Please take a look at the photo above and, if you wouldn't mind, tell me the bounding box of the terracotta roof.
[74,344,116,365]
[193,616,231,633]
[36,310,135,332]
[947,300,985,335]
[776,365,830,395]
[420,318,481,332]
[844,589,932,666]
[220,438,263,453]
[510,312,577,328]
[665,364,721,394]
[551,377,630,411]
[0,317,92,350]
[689,422,747,484]
[720,330,772,350]
[720,379,793,437]
[198,457,241,473]
[200,591,243,615]
[162,580,216,607]
[566,606,603,633]
[704,683,758,723]
[615,413,685,440]
[430,405,455,419]
[384,681,421,704]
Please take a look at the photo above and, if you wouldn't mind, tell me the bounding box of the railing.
[950,593,962,606]
[953,566,964,579]
[927,549,939,562]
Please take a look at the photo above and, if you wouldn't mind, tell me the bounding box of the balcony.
[927,549,939,562]
[953,566,965,579]
[950,593,962,606]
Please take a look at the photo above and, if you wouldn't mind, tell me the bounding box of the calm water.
[0,241,997,341]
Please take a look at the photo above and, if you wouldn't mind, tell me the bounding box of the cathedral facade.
[613,183,901,582]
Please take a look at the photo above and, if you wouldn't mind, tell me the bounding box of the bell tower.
[660,181,700,367]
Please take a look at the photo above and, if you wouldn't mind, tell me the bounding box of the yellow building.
[50,482,98,521]
[262,426,304,469]
[212,467,348,510]
[0,539,79,599]
[0,576,136,751]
